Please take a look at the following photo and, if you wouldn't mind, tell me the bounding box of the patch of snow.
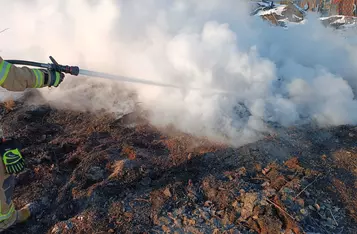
[334,17,347,24]
[319,16,331,20]
[320,15,346,21]
[256,5,286,16]
[341,22,357,28]
[293,14,303,20]
[278,18,307,29]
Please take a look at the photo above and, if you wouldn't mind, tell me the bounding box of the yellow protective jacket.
[0,56,46,92]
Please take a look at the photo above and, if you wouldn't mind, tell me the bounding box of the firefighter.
[0,56,65,232]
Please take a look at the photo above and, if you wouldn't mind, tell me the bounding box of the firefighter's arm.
[0,56,64,92]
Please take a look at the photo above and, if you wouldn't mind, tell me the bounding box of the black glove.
[0,138,25,174]
[41,69,65,87]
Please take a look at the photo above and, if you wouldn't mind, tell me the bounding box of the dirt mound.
[0,95,356,234]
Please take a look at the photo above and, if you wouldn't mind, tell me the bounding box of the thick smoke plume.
[1,0,357,146]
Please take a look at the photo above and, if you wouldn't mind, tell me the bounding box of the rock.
[87,166,105,181]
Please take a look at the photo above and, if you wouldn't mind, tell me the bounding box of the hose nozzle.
[49,56,79,76]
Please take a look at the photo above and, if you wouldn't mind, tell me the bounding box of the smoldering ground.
[1,0,357,146]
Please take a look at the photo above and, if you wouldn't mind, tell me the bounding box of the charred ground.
[0,92,356,234]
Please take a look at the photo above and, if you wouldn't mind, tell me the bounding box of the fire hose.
[5,56,232,95]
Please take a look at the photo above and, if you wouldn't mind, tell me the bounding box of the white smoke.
[1,0,357,146]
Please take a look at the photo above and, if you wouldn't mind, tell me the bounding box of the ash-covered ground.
[1,91,356,234]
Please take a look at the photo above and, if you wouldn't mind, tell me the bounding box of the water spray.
[5,56,234,96]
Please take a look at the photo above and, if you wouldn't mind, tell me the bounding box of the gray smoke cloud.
[1,0,357,146]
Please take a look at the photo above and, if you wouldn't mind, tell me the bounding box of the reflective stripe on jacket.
[0,56,44,91]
